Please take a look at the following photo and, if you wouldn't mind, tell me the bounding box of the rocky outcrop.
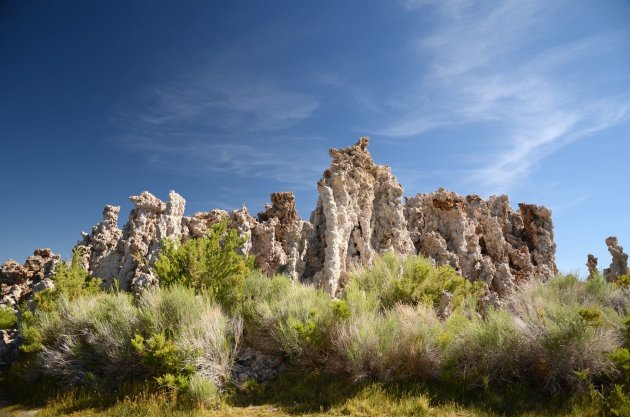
[76,205,123,286]
[72,137,557,297]
[404,189,557,295]
[0,249,60,366]
[253,192,311,281]
[587,254,599,280]
[603,237,629,282]
[0,248,60,307]
[76,190,310,290]
[76,191,189,291]
[304,137,415,295]
[232,347,287,385]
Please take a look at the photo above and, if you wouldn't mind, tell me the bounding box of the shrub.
[35,292,142,386]
[347,253,485,314]
[331,304,441,382]
[0,305,17,329]
[25,247,102,318]
[22,286,240,391]
[135,286,242,387]
[243,272,334,366]
[507,277,623,392]
[615,275,630,290]
[50,247,101,301]
[154,219,254,313]
[441,308,522,387]
[182,373,220,408]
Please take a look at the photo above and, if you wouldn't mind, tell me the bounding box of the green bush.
[0,305,17,329]
[182,373,220,408]
[49,246,101,302]
[242,272,334,366]
[347,253,485,314]
[21,247,102,329]
[21,285,240,391]
[441,309,521,387]
[507,276,623,392]
[331,304,441,382]
[154,219,254,313]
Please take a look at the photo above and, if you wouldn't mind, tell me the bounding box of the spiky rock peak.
[306,137,415,294]
[3,137,558,298]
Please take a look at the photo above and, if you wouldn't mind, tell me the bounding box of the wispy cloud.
[119,134,327,190]
[139,72,319,132]
[375,0,630,192]
[117,62,325,191]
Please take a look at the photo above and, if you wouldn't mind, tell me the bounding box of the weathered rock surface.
[404,189,557,295]
[305,137,415,295]
[587,254,599,280]
[76,190,310,290]
[71,137,557,297]
[232,347,287,385]
[603,236,629,282]
[0,249,60,366]
[0,248,60,306]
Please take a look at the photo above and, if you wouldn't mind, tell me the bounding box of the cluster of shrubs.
[9,219,630,414]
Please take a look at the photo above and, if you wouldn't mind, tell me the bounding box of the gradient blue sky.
[2,0,630,275]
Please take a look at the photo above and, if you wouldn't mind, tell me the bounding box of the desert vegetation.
[4,222,630,416]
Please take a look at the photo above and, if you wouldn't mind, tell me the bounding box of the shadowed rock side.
[404,189,557,296]
[65,137,557,296]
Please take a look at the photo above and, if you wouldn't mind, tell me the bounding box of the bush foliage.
[0,305,17,329]
[9,238,630,414]
[154,219,254,313]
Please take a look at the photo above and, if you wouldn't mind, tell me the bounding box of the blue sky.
[1,0,630,275]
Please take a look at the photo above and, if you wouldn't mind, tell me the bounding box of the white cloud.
[376,0,630,192]
[140,72,319,132]
[118,64,324,190]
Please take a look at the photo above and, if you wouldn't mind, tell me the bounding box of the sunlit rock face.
[304,137,415,295]
[72,137,557,296]
[404,189,557,296]
[0,248,60,306]
[603,236,629,282]
[0,248,61,365]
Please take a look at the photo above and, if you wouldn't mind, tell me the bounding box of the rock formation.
[587,254,599,280]
[603,236,629,282]
[404,189,557,295]
[0,248,60,307]
[305,137,415,295]
[66,137,557,297]
[0,249,60,366]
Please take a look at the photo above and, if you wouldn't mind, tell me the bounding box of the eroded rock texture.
[0,249,60,365]
[76,191,187,291]
[603,236,629,282]
[76,189,311,290]
[0,248,60,306]
[305,137,415,295]
[404,189,557,295]
[71,137,557,297]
